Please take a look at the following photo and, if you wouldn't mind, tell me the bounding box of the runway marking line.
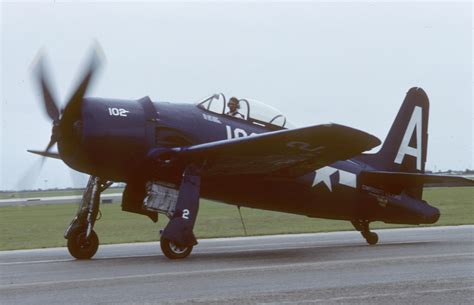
[1,252,472,290]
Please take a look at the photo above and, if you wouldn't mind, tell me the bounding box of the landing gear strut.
[351,220,379,245]
[156,164,201,259]
[64,176,112,259]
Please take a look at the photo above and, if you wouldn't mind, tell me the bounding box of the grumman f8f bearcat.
[28,49,474,259]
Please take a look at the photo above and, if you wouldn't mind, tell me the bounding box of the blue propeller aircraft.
[29,49,474,259]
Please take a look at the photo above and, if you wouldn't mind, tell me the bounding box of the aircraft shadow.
[89,240,441,265]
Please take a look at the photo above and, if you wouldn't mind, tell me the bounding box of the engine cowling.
[60,96,155,181]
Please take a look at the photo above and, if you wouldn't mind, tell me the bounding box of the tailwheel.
[351,219,379,246]
[362,231,379,245]
[160,235,193,259]
[67,227,99,259]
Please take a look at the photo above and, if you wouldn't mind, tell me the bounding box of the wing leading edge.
[175,123,381,177]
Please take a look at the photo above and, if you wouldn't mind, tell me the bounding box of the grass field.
[0,187,472,250]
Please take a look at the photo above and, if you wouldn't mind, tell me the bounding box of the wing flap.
[176,124,381,177]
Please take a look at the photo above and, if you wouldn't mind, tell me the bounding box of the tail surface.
[358,87,430,199]
[357,87,473,223]
[362,87,429,174]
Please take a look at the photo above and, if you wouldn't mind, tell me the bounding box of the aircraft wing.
[360,171,474,192]
[174,124,381,177]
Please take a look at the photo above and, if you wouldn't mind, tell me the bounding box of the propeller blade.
[27,135,59,167]
[63,45,104,113]
[33,54,60,121]
[27,149,61,160]
[26,44,106,191]
[44,137,57,153]
[36,139,57,168]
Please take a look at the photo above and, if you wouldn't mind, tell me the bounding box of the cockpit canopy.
[196,93,293,129]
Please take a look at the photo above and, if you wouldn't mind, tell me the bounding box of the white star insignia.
[312,166,338,191]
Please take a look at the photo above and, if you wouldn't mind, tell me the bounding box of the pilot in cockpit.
[226,97,244,119]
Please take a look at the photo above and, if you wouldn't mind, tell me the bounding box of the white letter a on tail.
[394,106,422,170]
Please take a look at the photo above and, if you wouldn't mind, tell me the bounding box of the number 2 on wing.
[182,209,190,220]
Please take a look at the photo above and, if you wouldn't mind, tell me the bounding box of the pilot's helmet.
[228,97,240,109]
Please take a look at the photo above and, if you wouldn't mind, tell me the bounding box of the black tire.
[160,235,193,259]
[364,232,379,245]
[67,228,99,259]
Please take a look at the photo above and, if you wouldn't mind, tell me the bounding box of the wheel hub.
[169,241,188,254]
[77,233,92,249]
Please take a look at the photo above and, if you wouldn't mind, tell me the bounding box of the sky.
[1,1,473,190]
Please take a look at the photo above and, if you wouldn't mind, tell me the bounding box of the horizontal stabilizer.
[360,171,474,193]
[27,149,61,160]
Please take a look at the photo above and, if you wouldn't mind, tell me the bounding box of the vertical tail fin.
[359,87,429,199]
[376,87,429,173]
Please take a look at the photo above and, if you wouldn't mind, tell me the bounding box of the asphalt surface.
[0,193,122,206]
[1,225,473,305]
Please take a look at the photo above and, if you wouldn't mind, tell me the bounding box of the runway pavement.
[1,225,473,305]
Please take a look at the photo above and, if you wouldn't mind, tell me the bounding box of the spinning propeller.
[28,45,104,163]
[21,45,104,191]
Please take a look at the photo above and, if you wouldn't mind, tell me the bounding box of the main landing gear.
[64,164,201,260]
[64,176,112,259]
[144,164,201,259]
[351,220,379,245]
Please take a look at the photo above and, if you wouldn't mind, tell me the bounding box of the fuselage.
[59,96,439,226]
